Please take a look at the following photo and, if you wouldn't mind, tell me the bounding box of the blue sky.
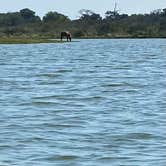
[0,0,165,19]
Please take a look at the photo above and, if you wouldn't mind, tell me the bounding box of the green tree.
[20,8,40,22]
[43,12,70,23]
[79,9,102,23]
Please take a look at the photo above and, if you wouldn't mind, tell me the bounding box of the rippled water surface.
[0,39,166,166]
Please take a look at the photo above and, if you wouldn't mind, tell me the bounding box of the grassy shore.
[0,38,66,44]
[0,36,165,44]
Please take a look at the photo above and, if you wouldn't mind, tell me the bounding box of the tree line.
[0,8,166,38]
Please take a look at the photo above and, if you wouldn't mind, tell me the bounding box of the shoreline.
[76,36,166,39]
[0,38,66,44]
[0,37,165,44]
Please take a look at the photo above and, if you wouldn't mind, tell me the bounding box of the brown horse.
[61,32,72,42]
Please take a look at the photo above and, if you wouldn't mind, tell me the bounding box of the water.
[0,39,166,166]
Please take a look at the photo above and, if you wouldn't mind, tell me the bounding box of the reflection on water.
[0,39,166,166]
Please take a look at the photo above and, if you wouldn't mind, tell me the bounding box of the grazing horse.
[61,32,71,42]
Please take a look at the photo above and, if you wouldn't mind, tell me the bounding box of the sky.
[0,0,165,19]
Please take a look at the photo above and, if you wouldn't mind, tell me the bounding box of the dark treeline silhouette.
[0,8,166,38]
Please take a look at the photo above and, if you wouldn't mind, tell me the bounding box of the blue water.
[0,39,166,166]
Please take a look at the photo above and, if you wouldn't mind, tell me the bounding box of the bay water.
[0,39,166,166]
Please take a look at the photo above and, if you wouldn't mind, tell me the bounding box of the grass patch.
[0,38,66,44]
